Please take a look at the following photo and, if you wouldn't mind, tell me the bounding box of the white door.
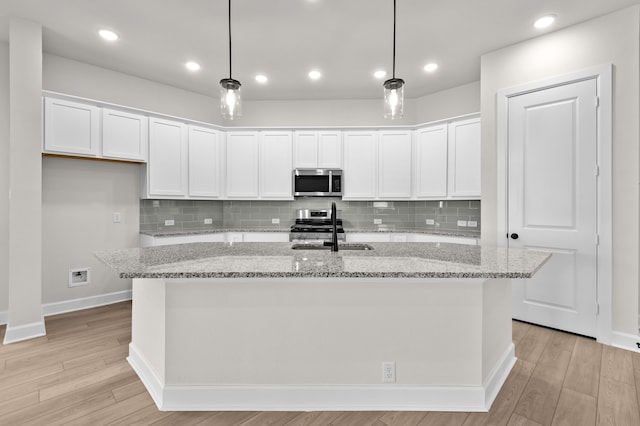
[226,132,259,198]
[507,78,598,337]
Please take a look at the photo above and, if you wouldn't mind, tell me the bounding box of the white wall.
[227,98,417,128]
[414,81,480,125]
[42,157,140,304]
[480,6,640,334]
[0,42,8,314]
[43,54,224,127]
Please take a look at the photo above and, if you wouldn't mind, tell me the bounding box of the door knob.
[510,233,519,240]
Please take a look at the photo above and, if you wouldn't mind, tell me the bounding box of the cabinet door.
[448,118,481,198]
[260,131,293,199]
[44,97,99,156]
[294,131,318,168]
[317,131,342,168]
[102,108,148,161]
[378,131,412,199]
[343,132,377,199]
[413,124,448,198]
[148,118,187,196]
[188,125,221,198]
[226,132,259,198]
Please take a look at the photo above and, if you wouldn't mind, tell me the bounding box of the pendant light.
[220,0,241,119]
[383,0,404,119]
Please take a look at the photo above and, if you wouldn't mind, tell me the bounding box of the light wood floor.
[1,301,639,425]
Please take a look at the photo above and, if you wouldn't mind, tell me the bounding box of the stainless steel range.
[289,208,345,242]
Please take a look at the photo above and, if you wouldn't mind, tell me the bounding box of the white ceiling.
[0,0,638,101]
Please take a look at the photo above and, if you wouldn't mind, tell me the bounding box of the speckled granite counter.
[95,242,549,279]
[140,228,480,238]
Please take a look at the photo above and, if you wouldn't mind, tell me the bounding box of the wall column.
[4,18,45,344]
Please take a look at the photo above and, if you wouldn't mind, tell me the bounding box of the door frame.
[496,64,613,344]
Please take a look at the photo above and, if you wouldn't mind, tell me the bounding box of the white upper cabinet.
[101,108,148,161]
[343,131,377,199]
[146,117,188,197]
[378,131,412,199]
[188,125,222,198]
[447,118,481,198]
[259,131,293,199]
[413,124,448,198]
[44,97,100,157]
[226,132,259,198]
[294,131,342,168]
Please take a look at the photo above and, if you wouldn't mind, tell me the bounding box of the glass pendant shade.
[220,78,242,120]
[383,78,404,119]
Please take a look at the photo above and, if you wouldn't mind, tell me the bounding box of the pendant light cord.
[228,0,232,79]
[392,0,396,79]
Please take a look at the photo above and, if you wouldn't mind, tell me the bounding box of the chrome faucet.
[323,202,339,252]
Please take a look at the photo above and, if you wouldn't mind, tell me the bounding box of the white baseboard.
[611,330,640,353]
[128,343,516,412]
[1,291,132,340]
[3,319,47,344]
[41,290,132,317]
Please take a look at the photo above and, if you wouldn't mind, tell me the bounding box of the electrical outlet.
[152,200,160,208]
[112,212,121,223]
[165,219,175,226]
[204,218,213,225]
[467,220,478,228]
[457,220,468,227]
[272,218,280,224]
[382,361,396,383]
[425,219,435,225]
[374,218,382,225]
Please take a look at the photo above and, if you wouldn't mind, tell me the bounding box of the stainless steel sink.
[291,243,374,251]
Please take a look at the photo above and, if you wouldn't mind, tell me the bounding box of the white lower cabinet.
[145,118,188,198]
[188,125,222,198]
[139,233,226,247]
[346,233,391,243]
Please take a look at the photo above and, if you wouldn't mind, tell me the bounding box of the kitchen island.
[95,242,550,412]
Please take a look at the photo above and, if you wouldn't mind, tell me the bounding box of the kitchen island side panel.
[130,278,167,383]
[161,278,486,386]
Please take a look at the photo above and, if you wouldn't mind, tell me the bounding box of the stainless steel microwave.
[293,169,343,197]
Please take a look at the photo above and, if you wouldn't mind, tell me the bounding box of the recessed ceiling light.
[185,61,201,71]
[255,74,268,83]
[308,70,322,80]
[534,15,556,29]
[98,29,119,41]
[423,63,438,73]
[373,70,387,79]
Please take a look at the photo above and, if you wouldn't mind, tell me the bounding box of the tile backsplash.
[141,199,481,236]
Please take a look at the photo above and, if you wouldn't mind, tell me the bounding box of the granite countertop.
[95,242,549,279]
[141,228,480,238]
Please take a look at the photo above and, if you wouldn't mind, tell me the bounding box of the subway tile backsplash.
[141,199,481,237]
